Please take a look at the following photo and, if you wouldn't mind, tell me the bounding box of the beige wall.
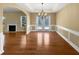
[56,4,79,48]
[30,13,56,30]
[56,4,79,32]
[30,13,56,25]
[0,8,3,32]
[1,3,79,32]
[3,11,26,32]
[0,3,31,34]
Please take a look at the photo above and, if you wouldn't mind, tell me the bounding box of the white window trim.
[20,16,27,28]
[36,16,51,31]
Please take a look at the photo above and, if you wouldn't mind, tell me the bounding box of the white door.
[44,16,50,31]
[36,16,43,31]
[36,16,51,31]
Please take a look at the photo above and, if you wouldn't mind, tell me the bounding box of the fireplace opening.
[9,25,16,32]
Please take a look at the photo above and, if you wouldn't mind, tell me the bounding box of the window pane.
[44,16,49,26]
[38,16,43,26]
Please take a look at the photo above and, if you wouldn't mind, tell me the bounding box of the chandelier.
[38,3,47,16]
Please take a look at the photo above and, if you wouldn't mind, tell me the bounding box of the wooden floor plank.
[2,32,79,55]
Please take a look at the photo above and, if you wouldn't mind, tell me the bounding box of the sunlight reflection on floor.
[20,35,26,48]
[44,33,49,46]
[37,32,50,47]
[37,32,43,46]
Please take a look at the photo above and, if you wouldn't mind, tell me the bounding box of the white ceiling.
[23,3,68,13]
[4,3,68,13]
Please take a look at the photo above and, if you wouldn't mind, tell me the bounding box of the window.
[20,16,26,28]
[38,16,43,26]
[36,16,51,31]
[44,16,50,27]
[36,16,50,27]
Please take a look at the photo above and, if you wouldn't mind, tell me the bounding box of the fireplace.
[8,24,16,32]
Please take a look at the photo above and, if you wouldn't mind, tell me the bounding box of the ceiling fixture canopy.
[38,3,47,16]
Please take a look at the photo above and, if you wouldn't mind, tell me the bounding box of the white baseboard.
[30,30,56,32]
[30,30,37,31]
[56,31,79,53]
[0,50,4,55]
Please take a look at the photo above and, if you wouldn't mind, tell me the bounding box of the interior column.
[0,8,5,54]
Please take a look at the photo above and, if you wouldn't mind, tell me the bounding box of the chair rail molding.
[56,25,79,36]
[56,25,79,52]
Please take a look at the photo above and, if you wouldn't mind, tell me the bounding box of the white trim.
[0,32,4,54]
[56,31,79,53]
[0,32,3,34]
[29,24,79,52]
[26,15,30,34]
[30,25,36,31]
[56,25,79,52]
[44,16,51,30]
[20,16,22,27]
[56,25,79,36]
[36,16,51,31]
[20,16,27,28]
[30,25,56,31]
[0,50,4,55]
[7,24,17,32]
[0,16,5,22]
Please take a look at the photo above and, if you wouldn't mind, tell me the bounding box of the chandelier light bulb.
[38,3,47,16]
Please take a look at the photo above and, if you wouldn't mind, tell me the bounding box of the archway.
[2,3,30,34]
[3,7,27,33]
[0,4,30,54]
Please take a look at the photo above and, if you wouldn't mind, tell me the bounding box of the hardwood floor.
[2,32,79,55]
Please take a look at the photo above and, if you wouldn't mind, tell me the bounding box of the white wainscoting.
[29,25,79,52]
[0,32,4,54]
[1,25,78,54]
[30,25,56,31]
[56,25,79,36]
[30,25,37,31]
[56,25,79,52]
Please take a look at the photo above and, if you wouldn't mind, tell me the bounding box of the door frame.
[43,16,51,31]
[36,16,51,31]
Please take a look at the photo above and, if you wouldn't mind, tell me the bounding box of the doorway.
[36,16,51,31]
[3,7,27,33]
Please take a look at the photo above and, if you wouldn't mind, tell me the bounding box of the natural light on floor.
[37,32,50,47]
